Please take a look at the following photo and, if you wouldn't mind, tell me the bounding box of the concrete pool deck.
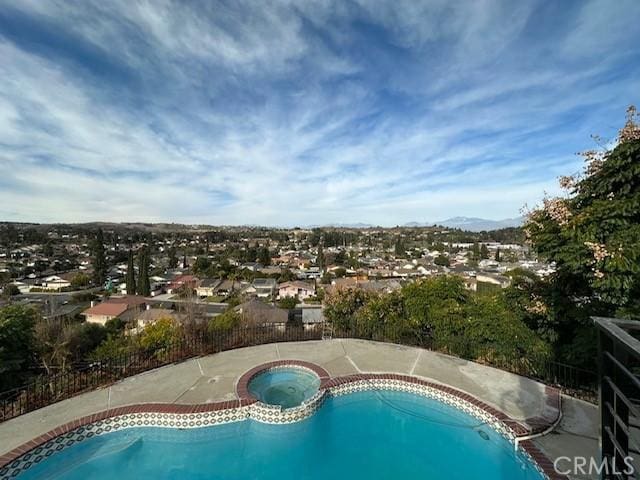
[0,339,599,479]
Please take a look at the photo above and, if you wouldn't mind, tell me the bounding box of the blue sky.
[0,0,638,226]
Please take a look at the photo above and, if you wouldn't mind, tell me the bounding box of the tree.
[394,237,405,257]
[2,224,18,247]
[0,305,37,390]
[34,318,73,375]
[258,246,271,266]
[495,248,501,262]
[463,294,550,365]
[324,276,550,368]
[402,276,469,350]
[278,269,296,282]
[526,107,640,314]
[218,258,234,278]
[104,317,127,337]
[353,290,412,342]
[193,256,212,275]
[125,249,136,295]
[67,323,107,362]
[333,267,347,278]
[524,106,640,366]
[168,246,178,269]
[347,252,360,269]
[139,318,181,352]
[324,287,376,331]
[434,254,450,267]
[208,309,241,333]
[502,269,558,345]
[3,284,20,297]
[136,247,151,296]
[92,229,107,287]
[278,296,298,309]
[480,244,489,260]
[246,245,258,263]
[334,250,347,265]
[70,273,90,289]
[502,249,519,263]
[91,334,131,362]
[316,244,325,271]
[471,242,480,260]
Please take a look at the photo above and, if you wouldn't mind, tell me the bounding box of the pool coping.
[0,362,565,480]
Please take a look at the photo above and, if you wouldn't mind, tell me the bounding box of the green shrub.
[208,309,241,333]
[277,296,298,309]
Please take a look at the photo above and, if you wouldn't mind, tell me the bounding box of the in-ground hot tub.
[247,367,321,409]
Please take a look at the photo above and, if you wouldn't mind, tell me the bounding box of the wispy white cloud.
[0,0,638,226]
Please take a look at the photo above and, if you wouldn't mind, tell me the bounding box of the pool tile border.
[0,363,565,480]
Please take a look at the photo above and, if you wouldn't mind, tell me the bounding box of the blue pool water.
[248,368,321,408]
[15,391,543,480]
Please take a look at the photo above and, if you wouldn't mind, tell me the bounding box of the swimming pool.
[12,390,544,480]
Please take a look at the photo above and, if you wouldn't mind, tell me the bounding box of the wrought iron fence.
[0,323,598,423]
[595,316,640,479]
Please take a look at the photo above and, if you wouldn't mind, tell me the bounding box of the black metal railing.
[0,323,598,423]
[595,316,640,479]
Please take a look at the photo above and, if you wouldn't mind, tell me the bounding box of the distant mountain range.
[307,222,377,229]
[405,216,524,232]
[305,217,523,231]
[4,218,523,232]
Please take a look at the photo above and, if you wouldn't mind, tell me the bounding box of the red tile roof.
[82,303,128,317]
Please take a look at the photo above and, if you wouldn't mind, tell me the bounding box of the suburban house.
[150,276,169,296]
[215,279,237,296]
[167,274,199,294]
[82,295,147,325]
[82,302,129,325]
[475,273,512,290]
[392,266,422,278]
[251,278,277,298]
[240,262,263,272]
[42,275,71,291]
[195,278,240,298]
[196,278,222,298]
[237,298,289,330]
[297,265,321,280]
[478,259,500,271]
[278,281,316,300]
[259,266,282,276]
[358,279,402,293]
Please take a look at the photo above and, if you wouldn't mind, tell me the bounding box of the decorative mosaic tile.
[248,389,328,424]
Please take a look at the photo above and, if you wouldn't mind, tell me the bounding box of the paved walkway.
[0,339,599,478]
